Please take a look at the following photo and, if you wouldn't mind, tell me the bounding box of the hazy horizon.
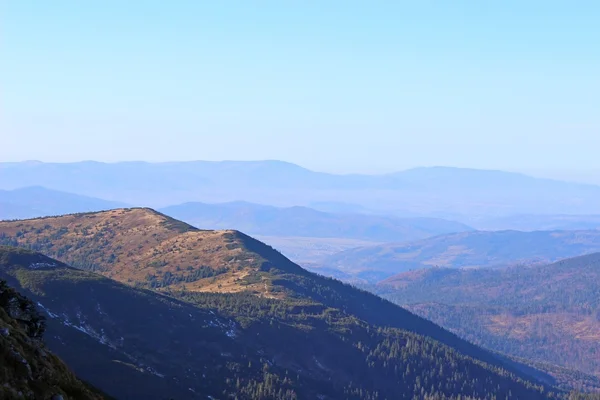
[4,158,600,185]
[4,1,599,175]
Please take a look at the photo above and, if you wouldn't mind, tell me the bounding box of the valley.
[374,254,600,391]
[323,230,600,282]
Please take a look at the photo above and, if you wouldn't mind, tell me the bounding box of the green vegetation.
[375,253,600,391]
[0,245,562,399]
[145,265,228,288]
[178,290,554,399]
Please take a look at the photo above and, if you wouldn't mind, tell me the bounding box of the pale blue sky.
[2,1,599,174]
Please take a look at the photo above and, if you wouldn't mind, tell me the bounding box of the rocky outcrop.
[1,281,46,339]
[0,279,105,400]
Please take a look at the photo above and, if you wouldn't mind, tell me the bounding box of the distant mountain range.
[475,214,600,231]
[0,186,126,220]
[306,201,375,214]
[4,161,600,218]
[323,230,600,282]
[375,253,600,390]
[160,201,473,243]
[0,209,560,399]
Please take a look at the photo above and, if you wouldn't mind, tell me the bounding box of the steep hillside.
[0,208,296,295]
[0,210,531,361]
[325,230,600,281]
[376,253,600,391]
[0,262,105,399]
[0,246,269,399]
[0,245,560,399]
[160,201,472,243]
[4,161,600,217]
[0,186,127,221]
[0,211,570,398]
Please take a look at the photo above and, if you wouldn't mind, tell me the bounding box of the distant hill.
[4,161,600,218]
[306,201,375,214]
[376,253,600,391]
[324,230,600,282]
[0,256,105,399]
[0,186,126,220]
[475,214,600,231]
[0,210,560,399]
[160,201,472,243]
[252,235,383,272]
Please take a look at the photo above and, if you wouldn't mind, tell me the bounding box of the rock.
[0,327,9,337]
[3,293,46,338]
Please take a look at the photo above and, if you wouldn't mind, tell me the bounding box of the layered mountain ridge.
[0,209,565,399]
[159,201,473,243]
[325,229,600,282]
[4,161,600,217]
[0,186,126,221]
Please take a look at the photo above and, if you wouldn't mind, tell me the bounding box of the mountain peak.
[0,209,307,296]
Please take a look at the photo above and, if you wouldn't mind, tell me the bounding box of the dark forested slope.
[0,254,105,399]
[377,253,600,391]
[0,245,559,400]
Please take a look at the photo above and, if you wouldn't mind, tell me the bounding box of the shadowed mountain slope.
[0,254,106,399]
[0,246,558,400]
[0,210,567,398]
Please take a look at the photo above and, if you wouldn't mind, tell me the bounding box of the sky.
[2,1,599,174]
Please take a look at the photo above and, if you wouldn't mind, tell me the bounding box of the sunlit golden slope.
[0,208,304,296]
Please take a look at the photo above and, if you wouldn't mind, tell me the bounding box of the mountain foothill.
[0,208,584,400]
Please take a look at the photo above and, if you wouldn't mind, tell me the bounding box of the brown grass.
[0,208,271,295]
[486,313,600,341]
